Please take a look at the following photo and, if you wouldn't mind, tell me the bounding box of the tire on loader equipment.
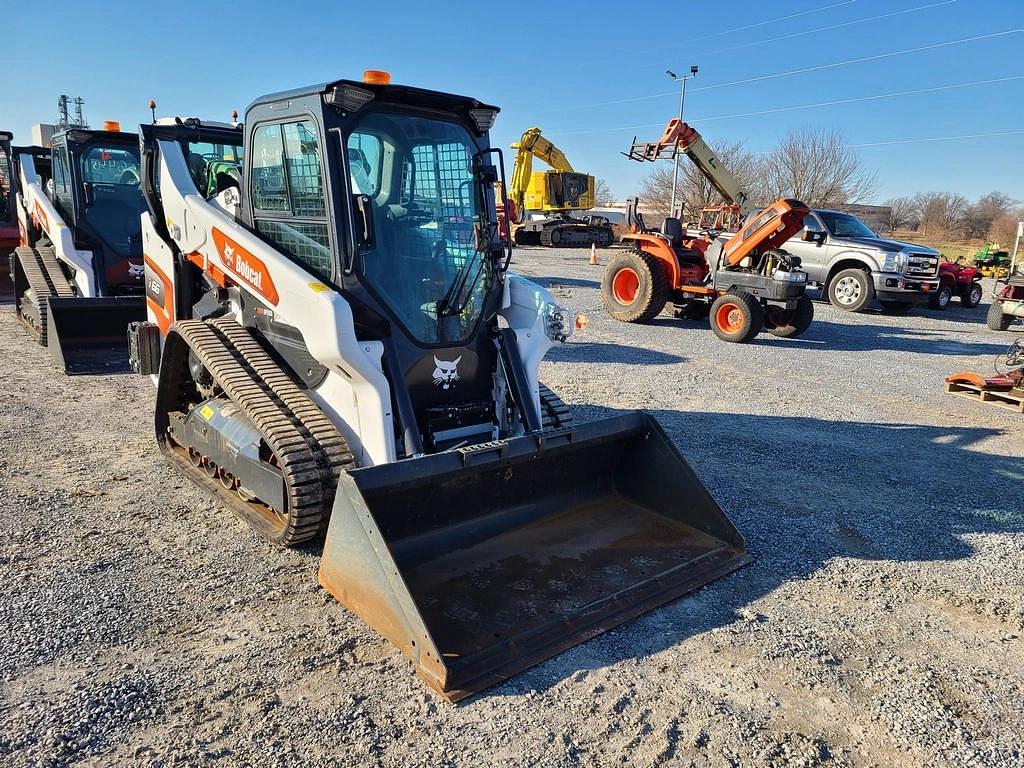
[601,249,669,323]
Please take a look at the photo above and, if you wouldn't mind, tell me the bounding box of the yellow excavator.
[508,127,613,247]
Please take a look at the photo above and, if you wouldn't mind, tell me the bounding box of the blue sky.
[5,0,1021,203]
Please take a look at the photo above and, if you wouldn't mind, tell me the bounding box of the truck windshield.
[347,112,492,346]
[80,144,147,257]
[817,211,877,238]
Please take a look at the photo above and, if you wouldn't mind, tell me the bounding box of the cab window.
[184,140,243,198]
[250,119,332,281]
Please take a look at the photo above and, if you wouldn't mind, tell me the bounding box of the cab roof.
[246,78,498,118]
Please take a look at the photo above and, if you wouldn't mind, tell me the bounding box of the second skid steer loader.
[11,123,146,373]
[131,73,750,701]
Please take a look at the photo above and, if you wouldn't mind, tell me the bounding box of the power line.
[539,29,1021,114]
[551,76,1024,136]
[698,0,959,57]
[748,128,1024,154]
[684,0,858,43]
[847,129,1024,149]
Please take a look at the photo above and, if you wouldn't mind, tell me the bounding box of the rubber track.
[539,383,573,429]
[170,319,353,546]
[13,246,74,346]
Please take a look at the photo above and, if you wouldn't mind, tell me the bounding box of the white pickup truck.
[783,209,940,313]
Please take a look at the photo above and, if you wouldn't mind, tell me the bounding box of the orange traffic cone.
[589,243,599,266]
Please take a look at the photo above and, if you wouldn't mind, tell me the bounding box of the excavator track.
[156,318,353,546]
[538,222,613,248]
[12,245,74,346]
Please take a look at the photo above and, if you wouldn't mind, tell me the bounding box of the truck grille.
[906,254,939,276]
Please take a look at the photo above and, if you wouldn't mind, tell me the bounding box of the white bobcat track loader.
[131,73,750,701]
[11,125,146,373]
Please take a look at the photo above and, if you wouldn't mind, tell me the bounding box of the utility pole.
[666,65,698,217]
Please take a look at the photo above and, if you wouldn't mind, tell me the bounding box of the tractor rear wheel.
[709,291,763,343]
[601,249,669,323]
[765,295,814,338]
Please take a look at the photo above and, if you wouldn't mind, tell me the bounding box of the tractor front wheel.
[709,291,763,343]
[601,250,670,323]
[987,300,1014,331]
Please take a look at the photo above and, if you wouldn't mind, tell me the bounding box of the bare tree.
[912,192,970,237]
[762,127,876,208]
[593,178,615,207]
[989,208,1024,246]
[884,196,918,232]
[962,191,1016,239]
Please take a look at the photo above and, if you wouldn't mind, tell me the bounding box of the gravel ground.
[1,247,1022,767]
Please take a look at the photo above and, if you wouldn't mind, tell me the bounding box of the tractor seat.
[661,217,684,247]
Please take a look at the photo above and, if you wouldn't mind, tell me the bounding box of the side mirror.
[802,229,826,245]
[354,194,375,250]
[83,182,95,207]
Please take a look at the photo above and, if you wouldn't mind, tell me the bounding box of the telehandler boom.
[11,124,146,373]
[132,74,750,701]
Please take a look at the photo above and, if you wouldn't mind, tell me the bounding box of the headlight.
[895,251,908,273]
[774,269,807,283]
[545,303,572,342]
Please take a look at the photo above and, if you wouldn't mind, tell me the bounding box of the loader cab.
[242,79,510,451]
[0,131,17,253]
[49,129,147,295]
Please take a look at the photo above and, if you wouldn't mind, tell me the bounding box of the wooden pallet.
[945,380,1024,412]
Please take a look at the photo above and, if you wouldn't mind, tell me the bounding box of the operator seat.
[661,216,704,265]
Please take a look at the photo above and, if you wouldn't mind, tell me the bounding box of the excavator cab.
[136,77,751,701]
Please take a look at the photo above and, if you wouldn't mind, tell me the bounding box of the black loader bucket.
[319,412,751,701]
[46,296,146,375]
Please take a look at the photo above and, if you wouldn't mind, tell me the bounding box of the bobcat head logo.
[432,355,462,390]
[128,262,145,279]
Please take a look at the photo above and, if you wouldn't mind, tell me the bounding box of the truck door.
[784,211,829,284]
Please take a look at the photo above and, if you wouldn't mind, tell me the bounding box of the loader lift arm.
[627,119,755,219]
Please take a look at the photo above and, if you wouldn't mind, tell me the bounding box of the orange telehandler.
[601,120,817,343]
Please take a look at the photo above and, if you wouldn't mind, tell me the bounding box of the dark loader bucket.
[319,412,751,701]
[47,296,146,375]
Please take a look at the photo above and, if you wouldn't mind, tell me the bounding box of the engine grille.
[906,253,939,276]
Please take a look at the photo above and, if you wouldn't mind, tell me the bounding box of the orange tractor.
[601,121,816,343]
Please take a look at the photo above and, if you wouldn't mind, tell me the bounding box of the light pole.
[666,65,698,217]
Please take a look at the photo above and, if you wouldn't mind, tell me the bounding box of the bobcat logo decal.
[432,356,462,390]
[128,262,145,280]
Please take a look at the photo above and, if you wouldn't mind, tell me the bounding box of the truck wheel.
[827,268,872,312]
[987,300,1014,330]
[765,295,814,338]
[879,301,913,315]
[929,285,952,310]
[961,282,983,307]
[601,250,669,323]
[709,291,763,343]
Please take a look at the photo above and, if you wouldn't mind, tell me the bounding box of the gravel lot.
[1,246,1022,767]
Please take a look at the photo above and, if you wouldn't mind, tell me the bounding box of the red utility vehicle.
[931,260,983,310]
